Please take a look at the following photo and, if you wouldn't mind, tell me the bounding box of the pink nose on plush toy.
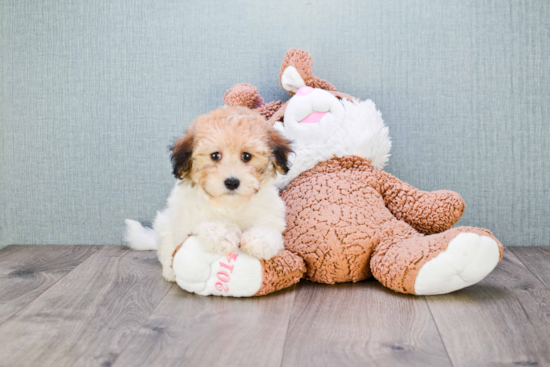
[296,86,314,96]
[300,111,327,123]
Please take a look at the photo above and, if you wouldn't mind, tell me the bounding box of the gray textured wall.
[1,0,549,248]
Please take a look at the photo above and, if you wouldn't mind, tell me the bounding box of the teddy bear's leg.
[412,227,503,295]
[172,236,261,297]
[171,236,305,297]
[370,224,503,295]
[255,251,306,296]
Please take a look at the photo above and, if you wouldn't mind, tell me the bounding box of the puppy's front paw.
[162,265,177,282]
[240,226,284,260]
[196,221,241,255]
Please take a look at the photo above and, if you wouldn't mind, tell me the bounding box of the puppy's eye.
[241,152,252,163]
[210,152,221,162]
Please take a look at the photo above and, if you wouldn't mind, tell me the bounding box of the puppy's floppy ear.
[170,130,194,180]
[268,129,292,174]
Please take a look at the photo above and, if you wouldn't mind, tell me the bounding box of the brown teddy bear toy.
[224,49,503,296]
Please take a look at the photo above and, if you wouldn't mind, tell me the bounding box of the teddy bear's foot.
[172,236,304,297]
[255,250,306,296]
[172,236,262,297]
[414,231,501,295]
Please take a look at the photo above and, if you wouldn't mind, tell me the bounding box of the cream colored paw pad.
[172,236,262,297]
[414,233,500,295]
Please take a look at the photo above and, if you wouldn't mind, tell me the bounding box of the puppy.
[125,106,292,282]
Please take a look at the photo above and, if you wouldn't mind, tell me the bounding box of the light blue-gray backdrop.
[1,0,549,248]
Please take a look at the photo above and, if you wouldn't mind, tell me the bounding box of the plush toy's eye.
[241,152,252,163]
[211,152,221,162]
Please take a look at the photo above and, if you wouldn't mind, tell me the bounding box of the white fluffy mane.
[274,98,391,189]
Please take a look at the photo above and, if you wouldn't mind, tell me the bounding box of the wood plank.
[281,281,451,367]
[509,247,550,290]
[113,284,297,367]
[0,246,172,367]
[426,250,550,366]
[0,245,99,325]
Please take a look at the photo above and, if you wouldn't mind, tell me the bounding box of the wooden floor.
[0,246,549,367]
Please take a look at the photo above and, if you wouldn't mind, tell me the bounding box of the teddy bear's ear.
[280,49,337,94]
[281,66,306,94]
[224,83,264,109]
[224,84,283,121]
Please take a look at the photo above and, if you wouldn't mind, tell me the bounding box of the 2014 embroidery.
[215,253,239,292]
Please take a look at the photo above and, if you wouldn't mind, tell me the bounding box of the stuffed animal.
[175,48,503,297]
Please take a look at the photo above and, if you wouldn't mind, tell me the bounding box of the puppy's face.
[171,107,291,207]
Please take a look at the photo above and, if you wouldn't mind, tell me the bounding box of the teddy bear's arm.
[376,169,465,235]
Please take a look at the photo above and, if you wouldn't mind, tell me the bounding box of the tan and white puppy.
[125,106,291,282]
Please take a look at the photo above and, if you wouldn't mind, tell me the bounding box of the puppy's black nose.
[224,177,240,191]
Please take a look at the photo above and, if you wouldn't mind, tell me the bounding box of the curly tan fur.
[256,100,282,120]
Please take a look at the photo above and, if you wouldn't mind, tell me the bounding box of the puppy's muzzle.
[224,177,240,191]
